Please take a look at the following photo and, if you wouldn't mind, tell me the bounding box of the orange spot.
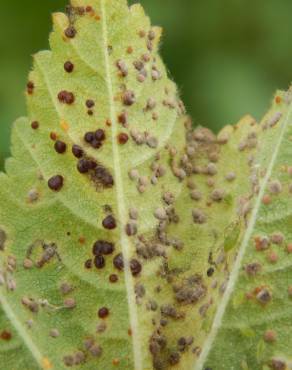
[42,358,52,369]
[253,286,265,294]
[275,96,282,104]
[287,243,292,253]
[264,330,277,343]
[78,236,86,245]
[50,132,58,141]
[60,120,69,132]
[127,46,133,54]
[112,358,120,366]
[128,328,132,336]
[106,119,112,127]
[262,194,271,205]
[0,330,12,340]
[267,251,278,264]
[95,15,101,21]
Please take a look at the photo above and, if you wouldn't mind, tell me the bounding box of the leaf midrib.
[100,1,143,369]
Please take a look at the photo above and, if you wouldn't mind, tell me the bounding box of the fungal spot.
[190,190,202,201]
[207,267,215,277]
[54,140,67,154]
[60,282,73,295]
[264,330,277,343]
[118,111,128,126]
[129,169,139,180]
[64,298,76,309]
[174,277,207,305]
[135,283,146,299]
[49,328,60,338]
[84,131,95,143]
[92,240,114,255]
[27,189,39,203]
[85,5,93,12]
[116,60,128,77]
[117,133,129,144]
[225,172,236,182]
[50,132,57,141]
[154,208,167,221]
[206,163,217,176]
[27,81,34,95]
[267,251,278,263]
[0,330,12,341]
[109,274,118,284]
[125,222,137,236]
[254,236,270,251]
[275,96,282,104]
[64,61,74,73]
[64,26,77,39]
[122,90,135,106]
[89,344,102,357]
[168,352,180,366]
[94,255,105,269]
[60,120,70,132]
[102,215,116,230]
[48,175,64,191]
[74,351,85,365]
[23,258,33,269]
[192,209,207,224]
[256,288,272,305]
[84,259,92,269]
[211,189,225,202]
[86,99,95,108]
[58,90,75,104]
[77,158,96,174]
[21,297,39,313]
[245,262,261,276]
[269,359,286,370]
[98,307,109,318]
[72,144,84,158]
[264,112,282,129]
[112,359,120,366]
[96,322,107,334]
[113,253,124,270]
[94,165,114,188]
[129,208,138,220]
[269,180,282,194]
[0,229,7,251]
[262,194,271,205]
[31,121,39,130]
[63,355,75,367]
[130,259,142,276]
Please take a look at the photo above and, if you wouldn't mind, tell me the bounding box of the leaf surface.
[0,1,292,370]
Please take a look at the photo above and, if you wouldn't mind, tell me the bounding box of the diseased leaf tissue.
[0,1,291,369]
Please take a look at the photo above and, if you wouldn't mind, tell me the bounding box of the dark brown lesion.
[73,140,114,189]
[0,228,7,251]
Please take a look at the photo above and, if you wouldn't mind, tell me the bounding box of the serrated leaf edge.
[196,101,292,370]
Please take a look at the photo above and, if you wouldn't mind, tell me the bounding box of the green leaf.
[0,1,292,370]
[196,93,292,370]
[0,1,185,369]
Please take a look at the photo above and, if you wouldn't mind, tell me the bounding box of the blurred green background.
[1,0,292,168]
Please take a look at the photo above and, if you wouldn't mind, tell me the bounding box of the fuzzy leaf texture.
[0,1,291,370]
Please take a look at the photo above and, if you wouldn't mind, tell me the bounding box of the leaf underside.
[0,1,291,370]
